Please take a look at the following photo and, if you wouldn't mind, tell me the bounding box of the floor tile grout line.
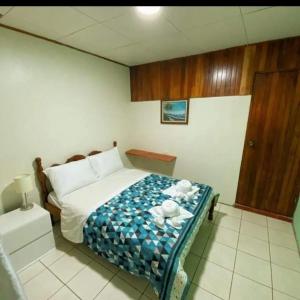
[196,250,276,291]
[239,229,269,243]
[267,221,274,300]
[40,242,75,267]
[237,248,270,263]
[19,238,75,287]
[56,226,296,299]
[139,283,149,298]
[237,246,300,274]
[196,285,224,299]
[42,252,94,298]
[43,263,73,289]
[228,213,242,300]
[268,241,299,252]
[272,287,300,300]
[47,284,81,300]
[190,220,215,283]
[75,245,119,275]
[77,245,147,295]
[115,273,147,294]
[241,215,295,236]
[18,260,46,285]
[91,273,119,300]
[233,271,272,289]
[268,240,300,253]
[26,213,298,300]
[218,219,297,249]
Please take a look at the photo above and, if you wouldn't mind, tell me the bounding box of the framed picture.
[161,99,189,125]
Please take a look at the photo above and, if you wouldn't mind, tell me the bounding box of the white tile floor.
[18,204,300,300]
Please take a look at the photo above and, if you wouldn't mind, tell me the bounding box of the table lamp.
[14,174,33,210]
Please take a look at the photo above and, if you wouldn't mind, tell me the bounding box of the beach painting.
[161,99,189,124]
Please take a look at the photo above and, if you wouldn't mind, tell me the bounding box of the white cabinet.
[0,204,54,271]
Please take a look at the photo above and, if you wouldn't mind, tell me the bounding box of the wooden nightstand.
[0,203,55,271]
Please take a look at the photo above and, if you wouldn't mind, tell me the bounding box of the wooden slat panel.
[130,62,161,101]
[160,57,187,99]
[130,36,300,101]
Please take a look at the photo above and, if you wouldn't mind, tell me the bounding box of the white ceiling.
[0,6,300,66]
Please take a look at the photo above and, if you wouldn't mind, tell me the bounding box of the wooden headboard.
[35,141,117,222]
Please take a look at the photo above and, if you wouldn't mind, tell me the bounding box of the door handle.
[248,140,256,147]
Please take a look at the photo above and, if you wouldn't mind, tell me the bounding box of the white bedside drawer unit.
[0,204,55,271]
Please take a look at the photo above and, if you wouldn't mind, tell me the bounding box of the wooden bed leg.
[208,199,215,221]
[208,194,219,221]
[50,214,55,225]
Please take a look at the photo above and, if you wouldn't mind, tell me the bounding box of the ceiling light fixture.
[136,6,161,15]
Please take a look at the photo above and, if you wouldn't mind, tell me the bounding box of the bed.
[35,141,219,300]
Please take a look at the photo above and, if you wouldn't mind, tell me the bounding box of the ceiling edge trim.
[0,23,129,68]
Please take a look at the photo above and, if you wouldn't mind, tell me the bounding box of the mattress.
[60,168,150,243]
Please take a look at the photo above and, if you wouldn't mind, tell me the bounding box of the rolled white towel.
[153,216,165,228]
[171,216,182,227]
[176,180,192,193]
[161,200,180,218]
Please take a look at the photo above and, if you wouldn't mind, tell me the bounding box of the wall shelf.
[126,149,176,162]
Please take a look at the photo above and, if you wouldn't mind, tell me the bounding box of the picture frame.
[161,99,189,125]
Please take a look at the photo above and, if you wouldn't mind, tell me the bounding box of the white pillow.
[43,158,98,203]
[88,147,124,179]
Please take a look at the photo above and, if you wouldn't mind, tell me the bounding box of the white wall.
[128,96,251,205]
[0,27,131,213]
[0,26,251,213]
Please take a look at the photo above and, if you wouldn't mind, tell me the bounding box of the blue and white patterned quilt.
[83,174,213,300]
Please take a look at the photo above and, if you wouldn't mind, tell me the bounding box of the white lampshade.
[14,174,33,194]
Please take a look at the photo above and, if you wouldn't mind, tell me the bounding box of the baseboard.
[234,203,292,222]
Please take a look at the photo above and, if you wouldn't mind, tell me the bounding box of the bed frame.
[35,141,117,223]
[35,140,217,224]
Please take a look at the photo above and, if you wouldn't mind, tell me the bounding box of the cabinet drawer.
[1,213,52,254]
[10,231,55,271]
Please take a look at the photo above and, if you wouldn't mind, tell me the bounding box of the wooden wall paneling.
[130,62,161,101]
[235,46,246,94]
[201,52,212,97]
[207,52,216,96]
[239,44,256,95]
[227,48,237,96]
[184,55,198,97]
[224,49,233,95]
[211,51,221,96]
[277,37,300,70]
[160,57,187,99]
[256,42,268,71]
[130,36,300,101]
[218,50,227,96]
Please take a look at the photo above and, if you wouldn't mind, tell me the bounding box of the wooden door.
[235,70,300,220]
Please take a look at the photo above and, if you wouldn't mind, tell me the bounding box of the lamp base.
[20,203,34,211]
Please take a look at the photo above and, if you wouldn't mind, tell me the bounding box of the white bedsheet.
[60,168,150,243]
[48,191,61,209]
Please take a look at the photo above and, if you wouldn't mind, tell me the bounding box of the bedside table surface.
[0,203,49,235]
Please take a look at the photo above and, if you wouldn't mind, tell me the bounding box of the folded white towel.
[161,200,180,218]
[163,185,199,201]
[176,180,192,193]
[162,185,178,197]
[149,201,194,229]
[153,216,165,228]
